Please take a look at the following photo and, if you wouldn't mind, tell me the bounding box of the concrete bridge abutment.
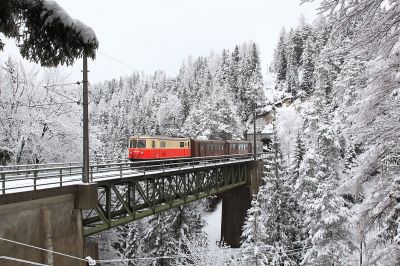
[220,159,264,248]
[0,184,98,265]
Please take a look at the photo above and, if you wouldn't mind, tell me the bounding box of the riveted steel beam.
[83,160,253,236]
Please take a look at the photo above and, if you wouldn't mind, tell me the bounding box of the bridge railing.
[0,159,129,172]
[0,153,269,195]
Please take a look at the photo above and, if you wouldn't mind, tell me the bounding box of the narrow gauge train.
[127,136,252,161]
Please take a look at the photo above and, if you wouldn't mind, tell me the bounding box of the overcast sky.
[0,0,319,83]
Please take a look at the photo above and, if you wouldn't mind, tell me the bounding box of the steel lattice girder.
[82,161,248,236]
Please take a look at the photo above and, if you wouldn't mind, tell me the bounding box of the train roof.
[225,140,252,144]
[129,136,252,143]
[191,139,226,143]
[129,135,190,141]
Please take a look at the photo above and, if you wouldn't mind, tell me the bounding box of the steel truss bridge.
[0,154,267,236]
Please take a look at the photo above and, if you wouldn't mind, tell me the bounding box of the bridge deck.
[0,154,264,195]
[0,154,268,236]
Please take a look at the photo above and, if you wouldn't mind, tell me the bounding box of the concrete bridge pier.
[220,159,264,248]
[0,184,98,266]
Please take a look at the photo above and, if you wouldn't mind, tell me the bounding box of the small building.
[245,133,273,151]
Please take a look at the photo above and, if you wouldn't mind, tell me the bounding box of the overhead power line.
[0,256,50,266]
[44,86,80,104]
[97,50,137,71]
[25,101,79,108]
[43,81,81,88]
[0,256,49,266]
[0,237,86,263]
[0,235,312,265]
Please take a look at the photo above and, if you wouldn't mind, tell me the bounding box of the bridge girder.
[82,162,249,236]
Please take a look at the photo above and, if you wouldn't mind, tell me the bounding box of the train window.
[180,142,184,148]
[160,141,166,148]
[137,140,146,148]
[152,140,156,148]
[130,139,137,148]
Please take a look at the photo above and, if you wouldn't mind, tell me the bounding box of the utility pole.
[82,53,90,183]
[253,102,257,160]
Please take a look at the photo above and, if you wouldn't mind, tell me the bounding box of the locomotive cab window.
[137,140,146,148]
[180,142,184,148]
[130,139,137,148]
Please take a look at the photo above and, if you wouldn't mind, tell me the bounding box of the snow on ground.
[262,124,273,134]
[204,201,222,246]
[276,106,303,161]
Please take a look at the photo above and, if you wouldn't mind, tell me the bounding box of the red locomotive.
[127,136,252,161]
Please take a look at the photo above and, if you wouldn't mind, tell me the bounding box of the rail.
[0,153,269,195]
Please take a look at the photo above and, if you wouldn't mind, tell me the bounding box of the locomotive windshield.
[129,139,146,148]
[137,140,146,148]
[130,139,137,148]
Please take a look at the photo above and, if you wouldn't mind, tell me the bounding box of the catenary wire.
[97,50,137,70]
[43,81,81,88]
[0,256,50,266]
[44,86,80,104]
[0,237,86,263]
[24,101,80,108]
[0,236,312,265]
[97,255,187,263]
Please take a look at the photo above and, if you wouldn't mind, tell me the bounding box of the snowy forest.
[2,0,400,265]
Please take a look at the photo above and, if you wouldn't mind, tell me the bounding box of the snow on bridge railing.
[0,153,269,195]
[0,159,129,172]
